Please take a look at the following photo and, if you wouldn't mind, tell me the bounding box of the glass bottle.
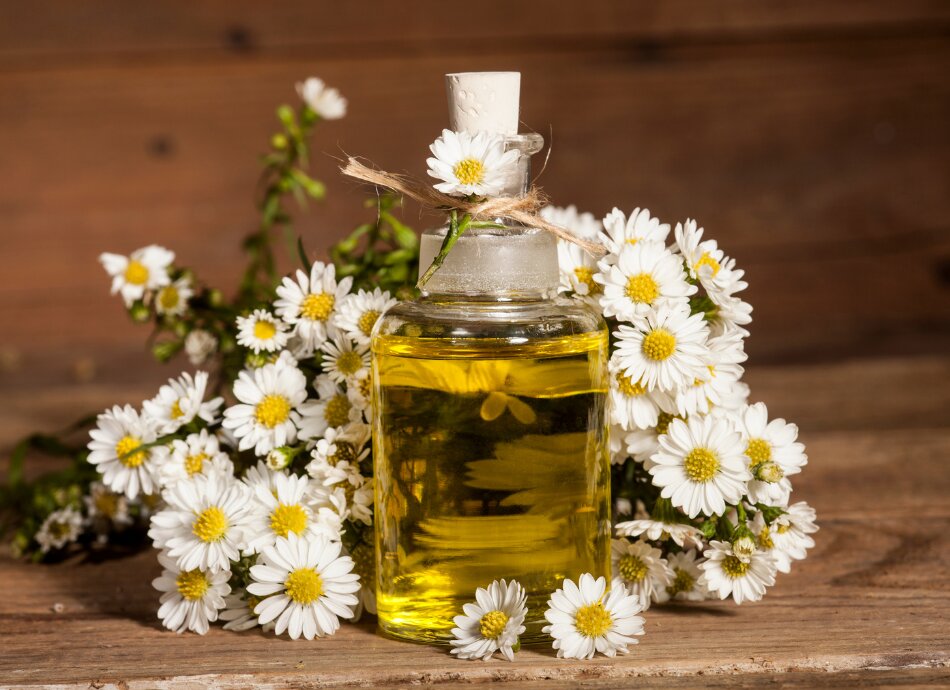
[371,96,611,645]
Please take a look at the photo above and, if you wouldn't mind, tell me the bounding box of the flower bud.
[271,133,288,150]
[129,301,151,322]
[756,461,784,483]
[267,446,296,471]
[245,352,269,369]
[732,534,757,563]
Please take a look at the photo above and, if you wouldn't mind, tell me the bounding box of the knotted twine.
[340,157,607,258]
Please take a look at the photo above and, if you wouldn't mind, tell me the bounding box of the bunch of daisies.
[541,204,818,609]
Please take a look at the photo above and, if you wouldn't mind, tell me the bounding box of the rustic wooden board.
[1,356,948,687]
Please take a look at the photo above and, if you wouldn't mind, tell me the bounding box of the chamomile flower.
[236,309,289,354]
[143,371,223,434]
[320,333,370,384]
[99,245,174,306]
[598,207,670,256]
[614,518,703,549]
[347,369,373,419]
[296,77,347,120]
[610,538,671,610]
[661,550,707,602]
[298,375,360,441]
[87,404,162,499]
[247,533,360,640]
[275,262,353,355]
[450,579,528,661]
[542,573,645,659]
[426,129,520,198]
[648,415,750,518]
[220,591,266,632]
[608,354,674,431]
[159,429,234,486]
[333,288,397,346]
[541,205,603,298]
[733,402,807,507]
[222,356,308,456]
[84,481,132,529]
[152,551,230,634]
[596,241,695,321]
[542,204,603,240]
[245,472,330,554]
[306,423,371,483]
[614,305,709,392]
[148,471,252,572]
[155,277,193,317]
[185,329,218,366]
[624,411,682,463]
[313,464,374,527]
[699,540,776,605]
[35,507,83,553]
[764,502,818,573]
[674,328,747,418]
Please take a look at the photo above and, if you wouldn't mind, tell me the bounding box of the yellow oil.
[372,330,611,644]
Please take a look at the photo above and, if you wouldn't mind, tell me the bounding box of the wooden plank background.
[1,1,950,435]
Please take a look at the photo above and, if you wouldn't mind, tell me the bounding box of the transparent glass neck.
[419,133,558,300]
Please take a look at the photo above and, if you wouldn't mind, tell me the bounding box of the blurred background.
[2,1,949,446]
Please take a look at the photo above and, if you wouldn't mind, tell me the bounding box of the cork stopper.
[445,72,520,135]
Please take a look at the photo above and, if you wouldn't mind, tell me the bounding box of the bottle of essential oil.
[371,72,611,644]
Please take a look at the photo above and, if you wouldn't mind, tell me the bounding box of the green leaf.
[381,211,418,250]
[297,236,312,272]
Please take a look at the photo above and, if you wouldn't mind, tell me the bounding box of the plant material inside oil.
[372,331,611,644]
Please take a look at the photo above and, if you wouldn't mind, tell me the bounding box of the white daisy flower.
[733,402,808,507]
[155,277,193,318]
[319,333,370,384]
[542,573,645,659]
[426,129,520,198]
[275,262,353,355]
[84,481,132,529]
[541,205,603,298]
[245,472,330,554]
[35,507,83,553]
[152,550,230,634]
[614,518,703,549]
[87,404,162,499]
[333,288,398,346]
[608,353,674,431]
[450,579,528,661]
[236,309,289,354]
[624,411,683,464]
[158,429,234,486]
[296,77,347,120]
[247,533,360,640]
[99,245,174,306]
[347,369,374,419]
[762,502,818,573]
[541,204,603,240]
[184,329,218,367]
[220,591,265,632]
[143,371,223,435]
[148,472,252,572]
[648,415,751,518]
[660,549,707,602]
[306,423,372,483]
[610,538,671,610]
[298,375,360,441]
[614,305,709,392]
[596,241,696,321]
[699,540,776,604]
[222,356,308,456]
[598,207,670,256]
[312,465,374,527]
[674,328,747,418]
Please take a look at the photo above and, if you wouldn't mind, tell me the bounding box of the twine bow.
[340,158,607,285]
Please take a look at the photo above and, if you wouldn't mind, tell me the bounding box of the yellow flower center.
[324,394,352,428]
[285,567,323,604]
[641,329,676,361]
[655,412,678,435]
[683,447,720,482]
[575,602,612,638]
[453,157,486,185]
[626,238,639,246]
[478,610,509,640]
[158,285,180,311]
[776,522,791,534]
[255,394,292,428]
[115,435,146,468]
[618,554,649,582]
[667,567,695,596]
[176,569,210,601]
[758,527,774,550]
[94,491,118,518]
[124,260,149,285]
[301,293,335,321]
[694,252,721,277]
[357,310,381,336]
[745,438,772,468]
[357,374,372,401]
[269,503,309,538]
[573,266,602,295]
[184,452,207,476]
[615,372,646,397]
[253,319,277,341]
[721,554,750,578]
[625,272,659,304]
[192,506,228,542]
[170,398,184,420]
[334,351,364,376]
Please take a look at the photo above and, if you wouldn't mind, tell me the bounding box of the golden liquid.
[372,330,611,644]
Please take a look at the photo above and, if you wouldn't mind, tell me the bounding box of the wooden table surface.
[2,355,948,688]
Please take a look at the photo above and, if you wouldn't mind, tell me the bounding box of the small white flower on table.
[450,579,528,662]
